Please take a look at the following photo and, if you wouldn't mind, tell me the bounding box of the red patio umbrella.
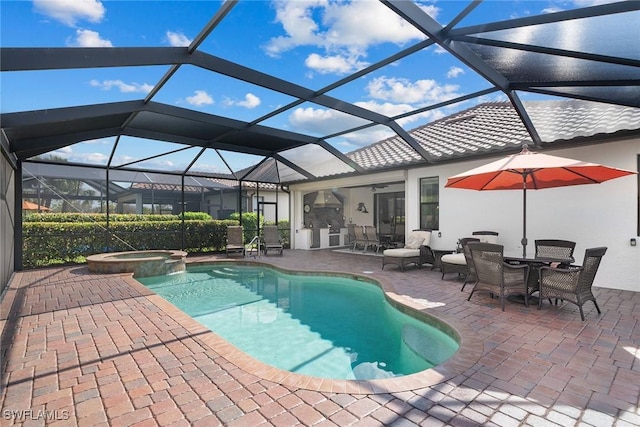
[445,145,636,257]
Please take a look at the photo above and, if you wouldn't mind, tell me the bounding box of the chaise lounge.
[381,229,433,271]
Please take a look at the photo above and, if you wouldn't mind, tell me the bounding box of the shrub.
[179,211,212,221]
[21,213,240,268]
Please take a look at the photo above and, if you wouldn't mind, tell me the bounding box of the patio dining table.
[503,254,575,304]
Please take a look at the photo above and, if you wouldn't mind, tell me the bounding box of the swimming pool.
[138,263,459,380]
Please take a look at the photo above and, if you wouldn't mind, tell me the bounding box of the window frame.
[419,176,439,230]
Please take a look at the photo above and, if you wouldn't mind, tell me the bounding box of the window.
[420,177,439,230]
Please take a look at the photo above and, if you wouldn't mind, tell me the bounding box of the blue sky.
[1,0,612,175]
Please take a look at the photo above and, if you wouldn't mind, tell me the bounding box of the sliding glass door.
[375,192,405,242]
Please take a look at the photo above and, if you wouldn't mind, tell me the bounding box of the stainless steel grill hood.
[313,190,342,208]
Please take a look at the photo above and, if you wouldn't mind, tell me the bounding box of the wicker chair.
[535,239,576,261]
[460,239,479,292]
[467,242,530,311]
[522,239,577,296]
[538,247,607,321]
[263,225,283,256]
[225,225,245,257]
[441,237,480,281]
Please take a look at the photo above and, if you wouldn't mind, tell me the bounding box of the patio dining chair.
[263,225,284,256]
[460,238,481,292]
[535,239,576,262]
[538,247,607,321]
[441,237,480,282]
[225,225,245,257]
[364,225,381,253]
[467,242,530,311]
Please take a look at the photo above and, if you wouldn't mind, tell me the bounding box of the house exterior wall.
[291,139,639,292]
[408,139,639,292]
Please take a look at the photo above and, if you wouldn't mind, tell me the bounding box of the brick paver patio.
[1,249,639,426]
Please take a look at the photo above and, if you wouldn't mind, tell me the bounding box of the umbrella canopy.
[445,145,636,256]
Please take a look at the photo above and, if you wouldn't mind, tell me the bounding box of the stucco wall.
[1,151,16,291]
[407,139,640,292]
[290,139,639,292]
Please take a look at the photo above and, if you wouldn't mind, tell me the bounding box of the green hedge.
[22,212,290,268]
[23,212,187,223]
[23,218,238,268]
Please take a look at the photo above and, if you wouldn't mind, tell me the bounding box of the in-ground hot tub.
[86,250,187,277]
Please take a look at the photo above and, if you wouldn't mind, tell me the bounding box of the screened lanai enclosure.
[1,1,639,283]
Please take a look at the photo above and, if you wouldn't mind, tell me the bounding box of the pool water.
[138,264,459,380]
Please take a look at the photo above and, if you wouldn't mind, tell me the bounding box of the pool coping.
[121,258,484,394]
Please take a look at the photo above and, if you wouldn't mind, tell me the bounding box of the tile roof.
[347,100,640,171]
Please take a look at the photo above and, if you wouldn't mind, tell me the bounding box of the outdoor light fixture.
[631,238,637,247]
[356,202,368,213]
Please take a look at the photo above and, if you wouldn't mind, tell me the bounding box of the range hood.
[313,190,342,208]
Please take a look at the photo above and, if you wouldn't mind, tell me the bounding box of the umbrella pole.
[521,185,527,258]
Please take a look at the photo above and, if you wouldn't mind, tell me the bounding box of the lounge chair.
[263,225,284,256]
[382,229,433,271]
[364,225,381,253]
[538,247,607,320]
[352,226,367,251]
[225,225,245,257]
[347,224,357,246]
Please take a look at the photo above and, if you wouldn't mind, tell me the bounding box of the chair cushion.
[405,234,424,249]
[412,230,431,247]
[441,253,466,265]
[383,248,420,257]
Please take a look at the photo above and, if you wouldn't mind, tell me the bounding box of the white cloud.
[166,31,192,47]
[265,0,437,74]
[224,93,261,109]
[82,138,112,145]
[289,106,369,135]
[354,100,444,128]
[69,29,112,47]
[365,76,460,104]
[572,0,619,6]
[447,66,464,79]
[89,79,153,93]
[305,53,368,75]
[33,0,106,27]
[186,90,214,106]
[355,100,414,118]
